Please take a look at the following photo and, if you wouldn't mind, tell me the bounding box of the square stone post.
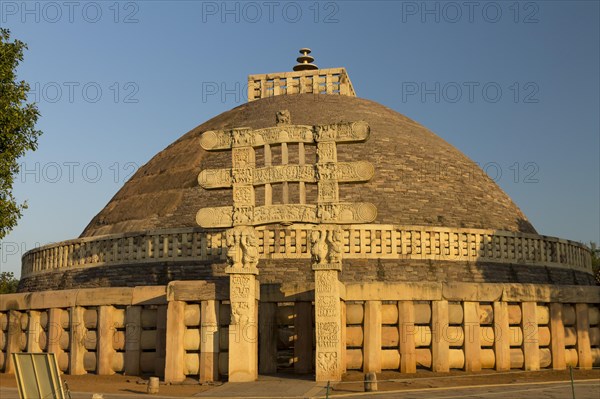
[431,301,449,372]
[97,305,115,375]
[364,300,382,373]
[493,302,510,371]
[5,310,22,373]
[164,301,186,382]
[549,303,566,370]
[398,301,417,373]
[312,225,344,382]
[463,302,481,371]
[47,309,63,358]
[124,305,142,376]
[521,302,539,371]
[69,307,87,375]
[200,300,220,383]
[575,303,592,370]
[26,310,42,353]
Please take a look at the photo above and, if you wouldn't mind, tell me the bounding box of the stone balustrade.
[21,225,593,278]
[247,67,356,101]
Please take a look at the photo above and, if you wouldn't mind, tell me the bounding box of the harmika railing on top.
[20,225,593,278]
[247,67,356,101]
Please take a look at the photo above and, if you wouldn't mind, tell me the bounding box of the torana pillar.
[312,225,344,382]
[225,226,259,382]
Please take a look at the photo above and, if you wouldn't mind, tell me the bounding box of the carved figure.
[231,301,250,325]
[276,110,291,125]
[241,228,259,269]
[311,229,328,265]
[327,228,343,264]
[226,228,242,268]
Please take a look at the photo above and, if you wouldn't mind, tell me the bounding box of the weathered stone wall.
[18,258,597,293]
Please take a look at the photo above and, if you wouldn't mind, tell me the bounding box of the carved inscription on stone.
[317,296,338,317]
[231,275,251,299]
[317,352,339,373]
[316,269,335,292]
[316,322,339,348]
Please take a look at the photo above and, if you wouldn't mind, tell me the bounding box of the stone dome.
[81,94,535,238]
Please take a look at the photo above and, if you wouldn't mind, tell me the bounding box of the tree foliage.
[0,271,19,294]
[590,242,600,284]
[0,28,42,240]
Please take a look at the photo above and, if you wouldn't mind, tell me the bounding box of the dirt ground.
[0,373,215,397]
[1,368,598,397]
[331,368,600,394]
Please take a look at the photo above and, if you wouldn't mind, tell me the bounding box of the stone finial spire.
[293,48,318,71]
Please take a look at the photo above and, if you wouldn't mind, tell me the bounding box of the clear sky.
[1,0,598,277]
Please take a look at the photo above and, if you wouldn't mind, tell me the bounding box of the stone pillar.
[312,225,344,382]
[26,311,41,353]
[164,301,186,383]
[209,224,260,382]
[431,301,449,372]
[575,303,592,370]
[463,302,481,371]
[47,308,63,358]
[5,310,22,373]
[294,302,313,374]
[549,303,566,370]
[124,305,142,376]
[155,305,167,377]
[69,307,86,375]
[398,301,416,373]
[314,267,343,382]
[493,302,510,371]
[521,302,539,371]
[200,300,220,383]
[364,300,382,373]
[259,302,277,374]
[227,270,259,382]
[97,306,115,375]
[340,301,347,373]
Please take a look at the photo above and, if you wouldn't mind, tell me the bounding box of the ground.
[0,369,598,398]
[0,373,212,397]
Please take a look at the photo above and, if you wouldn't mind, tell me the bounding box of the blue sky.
[1,0,598,277]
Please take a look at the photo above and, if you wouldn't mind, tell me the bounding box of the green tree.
[0,271,19,294]
[0,28,42,240]
[590,242,600,284]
